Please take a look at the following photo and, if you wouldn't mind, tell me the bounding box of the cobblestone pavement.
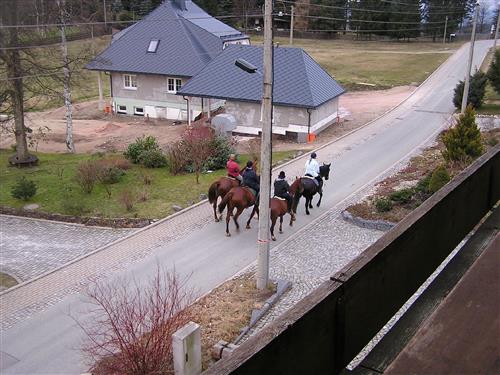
[0,215,134,283]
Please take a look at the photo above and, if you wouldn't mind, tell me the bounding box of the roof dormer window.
[147,39,159,53]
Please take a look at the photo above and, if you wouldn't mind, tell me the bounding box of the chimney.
[173,0,187,11]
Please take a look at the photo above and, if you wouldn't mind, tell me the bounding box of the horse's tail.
[208,181,219,204]
[218,190,232,214]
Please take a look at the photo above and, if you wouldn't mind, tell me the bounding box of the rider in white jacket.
[305,152,322,191]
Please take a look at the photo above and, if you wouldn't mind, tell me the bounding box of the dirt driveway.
[0,86,415,153]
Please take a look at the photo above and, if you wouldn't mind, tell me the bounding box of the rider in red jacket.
[226,154,243,184]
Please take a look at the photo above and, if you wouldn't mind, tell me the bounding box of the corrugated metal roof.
[86,1,247,77]
[177,45,345,109]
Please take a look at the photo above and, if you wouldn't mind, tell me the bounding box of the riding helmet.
[311,152,317,159]
[246,160,253,168]
[278,171,285,179]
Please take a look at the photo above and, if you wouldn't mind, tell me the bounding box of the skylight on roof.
[147,40,159,53]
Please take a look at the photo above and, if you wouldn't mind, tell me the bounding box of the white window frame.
[117,105,127,114]
[134,106,144,116]
[123,74,137,90]
[167,77,182,94]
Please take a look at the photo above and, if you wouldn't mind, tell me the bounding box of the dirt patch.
[0,272,18,291]
[345,129,500,224]
[190,274,275,370]
[1,87,414,154]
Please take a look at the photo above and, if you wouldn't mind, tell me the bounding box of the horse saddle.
[303,175,319,186]
[244,187,257,198]
[273,196,286,201]
[225,176,239,181]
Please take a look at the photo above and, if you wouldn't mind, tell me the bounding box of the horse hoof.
[226,233,231,237]
[271,236,276,241]
[279,230,283,234]
[316,203,320,207]
[306,212,310,215]
[215,218,220,222]
[246,225,251,229]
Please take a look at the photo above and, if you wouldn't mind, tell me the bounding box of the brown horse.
[217,187,256,237]
[208,177,239,222]
[246,197,295,241]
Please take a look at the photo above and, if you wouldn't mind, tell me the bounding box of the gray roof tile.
[86,1,247,77]
[178,45,345,108]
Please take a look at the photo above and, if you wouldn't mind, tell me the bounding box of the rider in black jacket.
[242,161,260,196]
[273,171,293,213]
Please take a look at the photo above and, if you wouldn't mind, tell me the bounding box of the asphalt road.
[0,40,492,374]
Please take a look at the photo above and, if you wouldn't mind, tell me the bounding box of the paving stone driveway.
[0,215,134,283]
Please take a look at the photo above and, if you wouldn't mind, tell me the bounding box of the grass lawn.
[0,150,297,219]
[252,37,461,90]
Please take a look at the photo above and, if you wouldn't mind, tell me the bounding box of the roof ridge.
[298,48,316,108]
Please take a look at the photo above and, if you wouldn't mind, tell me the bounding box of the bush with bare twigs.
[118,189,135,211]
[75,161,101,194]
[78,267,193,375]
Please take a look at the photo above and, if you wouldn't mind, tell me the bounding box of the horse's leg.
[289,211,294,226]
[309,194,313,209]
[270,215,277,241]
[225,204,232,237]
[213,198,219,222]
[233,207,244,232]
[279,215,284,233]
[246,206,257,229]
[317,191,323,207]
[305,196,310,215]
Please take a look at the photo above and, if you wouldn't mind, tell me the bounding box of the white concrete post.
[97,71,104,111]
[207,98,211,120]
[172,322,201,375]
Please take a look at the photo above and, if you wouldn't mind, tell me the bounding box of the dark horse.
[218,187,257,237]
[208,177,239,222]
[246,197,295,241]
[290,163,331,215]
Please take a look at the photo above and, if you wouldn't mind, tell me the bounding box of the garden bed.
[345,128,500,225]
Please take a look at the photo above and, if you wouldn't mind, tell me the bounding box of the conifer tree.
[442,105,484,162]
[453,70,488,109]
[487,50,500,95]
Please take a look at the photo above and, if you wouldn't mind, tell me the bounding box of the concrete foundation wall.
[203,146,500,375]
[225,98,339,137]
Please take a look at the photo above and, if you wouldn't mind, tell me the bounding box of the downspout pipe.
[307,108,312,141]
[183,96,191,126]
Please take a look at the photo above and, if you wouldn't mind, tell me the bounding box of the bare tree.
[182,124,215,184]
[0,0,38,166]
[78,267,194,375]
[57,0,75,152]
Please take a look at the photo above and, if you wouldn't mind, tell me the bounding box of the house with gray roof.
[86,0,248,121]
[178,44,345,142]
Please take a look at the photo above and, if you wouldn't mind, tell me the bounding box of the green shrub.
[62,187,88,216]
[139,149,168,168]
[100,166,125,184]
[375,197,393,213]
[428,165,450,193]
[415,173,432,194]
[442,105,484,162]
[124,136,161,164]
[11,177,37,200]
[487,50,500,95]
[204,136,236,170]
[453,70,488,109]
[389,188,414,204]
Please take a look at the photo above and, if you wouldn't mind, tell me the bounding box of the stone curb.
[340,210,395,232]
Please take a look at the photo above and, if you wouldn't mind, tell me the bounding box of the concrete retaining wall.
[203,146,500,375]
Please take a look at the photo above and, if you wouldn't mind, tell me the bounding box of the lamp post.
[234,0,273,291]
[256,0,274,291]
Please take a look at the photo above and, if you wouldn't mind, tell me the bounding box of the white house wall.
[110,73,222,119]
[225,98,339,140]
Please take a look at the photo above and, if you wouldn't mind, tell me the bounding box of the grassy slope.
[0,150,296,219]
[253,37,461,90]
[477,47,500,115]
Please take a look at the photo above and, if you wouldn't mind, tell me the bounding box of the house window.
[147,39,160,53]
[117,105,127,114]
[134,107,144,116]
[167,78,182,93]
[124,74,137,90]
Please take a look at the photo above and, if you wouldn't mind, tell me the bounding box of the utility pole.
[443,16,448,44]
[494,7,500,50]
[256,0,273,291]
[289,5,294,45]
[461,3,479,114]
[103,0,107,31]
